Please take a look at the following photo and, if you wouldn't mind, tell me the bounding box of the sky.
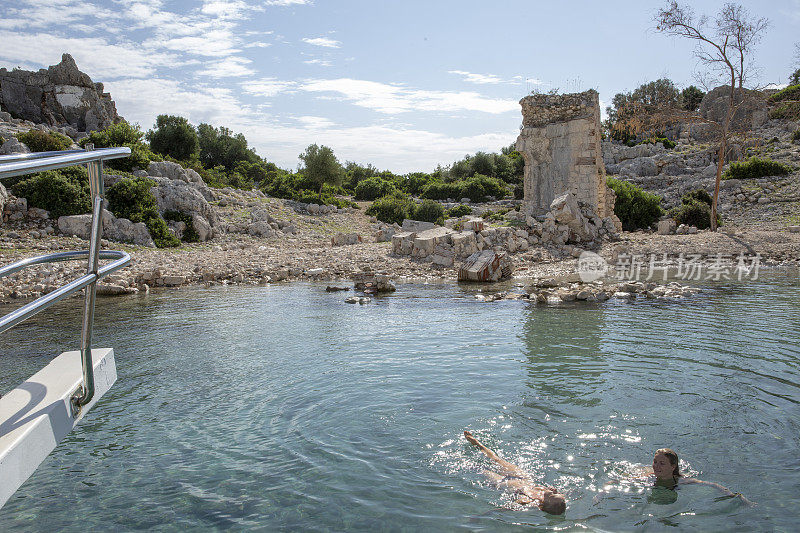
[1,0,799,173]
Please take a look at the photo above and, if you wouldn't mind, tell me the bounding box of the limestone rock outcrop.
[58,209,155,247]
[148,177,218,240]
[0,54,121,132]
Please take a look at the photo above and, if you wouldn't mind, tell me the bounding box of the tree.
[197,123,260,171]
[298,144,344,199]
[606,79,681,142]
[680,85,705,111]
[146,115,199,161]
[655,1,768,231]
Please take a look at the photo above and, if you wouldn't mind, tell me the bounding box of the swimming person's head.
[539,489,566,515]
[653,448,680,480]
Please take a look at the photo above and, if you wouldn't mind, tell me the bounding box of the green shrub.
[722,157,792,180]
[403,172,433,195]
[446,204,472,218]
[607,177,663,231]
[79,122,154,172]
[163,210,199,242]
[461,174,508,202]
[420,180,461,200]
[639,137,676,149]
[410,199,444,224]
[16,129,73,152]
[768,84,800,102]
[293,189,326,205]
[365,192,413,225]
[670,201,720,230]
[354,177,397,200]
[10,168,90,218]
[793,129,800,143]
[106,177,179,248]
[682,189,712,206]
[769,102,800,120]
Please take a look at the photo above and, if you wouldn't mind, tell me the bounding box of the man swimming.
[464,431,566,515]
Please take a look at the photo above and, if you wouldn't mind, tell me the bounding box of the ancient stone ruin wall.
[0,54,120,133]
[515,90,614,217]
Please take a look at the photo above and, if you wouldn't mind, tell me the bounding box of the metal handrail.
[0,146,131,410]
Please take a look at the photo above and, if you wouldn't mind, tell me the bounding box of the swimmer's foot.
[464,431,479,446]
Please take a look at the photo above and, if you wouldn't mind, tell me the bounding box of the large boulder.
[58,209,155,247]
[147,161,206,187]
[696,86,768,138]
[149,176,217,240]
[0,182,7,218]
[0,137,30,155]
[0,54,121,132]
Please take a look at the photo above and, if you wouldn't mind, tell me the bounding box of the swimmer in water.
[649,448,754,505]
[595,448,754,506]
[464,431,566,515]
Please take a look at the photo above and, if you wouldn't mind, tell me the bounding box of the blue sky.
[1,0,798,173]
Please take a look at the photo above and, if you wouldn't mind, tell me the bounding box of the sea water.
[0,275,798,531]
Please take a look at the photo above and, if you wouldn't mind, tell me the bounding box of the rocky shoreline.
[1,203,797,305]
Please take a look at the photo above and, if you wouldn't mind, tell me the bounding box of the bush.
[146,115,199,161]
[682,189,712,206]
[79,122,154,172]
[106,177,179,248]
[768,84,800,102]
[163,210,199,242]
[670,201,720,230]
[769,102,800,120]
[792,129,800,143]
[365,192,413,225]
[446,204,472,218]
[461,174,508,202]
[354,177,397,200]
[607,177,663,231]
[16,129,73,152]
[420,180,461,200]
[723,157,792,180]
[10,168,90,218]
[410,199,444,224]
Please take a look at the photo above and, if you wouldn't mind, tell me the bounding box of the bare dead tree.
[655,1,769,231]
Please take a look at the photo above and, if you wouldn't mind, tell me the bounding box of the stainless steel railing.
[0,146,132,411]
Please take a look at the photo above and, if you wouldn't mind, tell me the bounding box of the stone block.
[657,219,677,235]
[457,250,513,282]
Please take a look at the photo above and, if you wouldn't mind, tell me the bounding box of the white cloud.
[299,78,519,114]
[265,0,312,5]
[241,78,296,97]
[449,70,510,85]
[244,41,272,48]
[296,116,335,128]
[201,0,252,19]
[0,0,119,30]
[302,37,341,48]
[198,56,254,78]
[104,77,248,128]
[304,59,332,67]
[146,30,242,57]
[0,31,179,78]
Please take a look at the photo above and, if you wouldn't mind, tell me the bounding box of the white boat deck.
[0,349,117,508]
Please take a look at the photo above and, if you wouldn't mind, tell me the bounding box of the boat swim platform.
[0,348,117,508]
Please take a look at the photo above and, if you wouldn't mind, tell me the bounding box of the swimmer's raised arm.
[680,478,755,506]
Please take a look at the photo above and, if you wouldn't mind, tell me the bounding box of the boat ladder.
[0,146,131,508]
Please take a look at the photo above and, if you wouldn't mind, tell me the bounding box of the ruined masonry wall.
[516,90,614,217]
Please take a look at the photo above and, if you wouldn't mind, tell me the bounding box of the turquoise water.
[0,275,798,532]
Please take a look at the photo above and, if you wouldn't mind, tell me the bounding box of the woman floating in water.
[464,431,566,515]
[649,448,754,505]
[596,448,754,506]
